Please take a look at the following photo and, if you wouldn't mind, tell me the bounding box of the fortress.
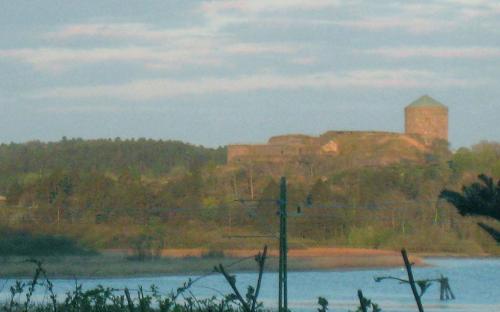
[227,95,448,164]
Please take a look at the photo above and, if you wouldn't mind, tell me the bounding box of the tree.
[439,174,500,242]
[6,181,23,205]
[310,178,332,205]
[255,179,279,230]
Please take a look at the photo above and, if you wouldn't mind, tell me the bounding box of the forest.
[0,138,499,255]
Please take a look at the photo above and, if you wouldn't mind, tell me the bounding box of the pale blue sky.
[1,0,500,148]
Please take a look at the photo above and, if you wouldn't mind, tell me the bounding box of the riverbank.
[0,247,423,278]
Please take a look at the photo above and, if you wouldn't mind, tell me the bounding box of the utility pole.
[232,175,291,312]
[278,176,288,312]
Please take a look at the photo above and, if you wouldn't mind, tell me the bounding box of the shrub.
[0,229,94,256]
[201,249,225,259]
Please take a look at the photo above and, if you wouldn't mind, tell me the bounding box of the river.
[1,258,499,311]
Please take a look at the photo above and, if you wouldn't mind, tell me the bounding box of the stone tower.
[405,95,448,141]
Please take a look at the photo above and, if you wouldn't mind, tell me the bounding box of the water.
[1,258,499,311]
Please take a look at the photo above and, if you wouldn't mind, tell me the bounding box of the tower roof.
[407,95,447,109]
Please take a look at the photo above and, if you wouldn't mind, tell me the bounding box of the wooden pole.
[278,177,287,312]
[280,177,288,312]
[444,277,455,300]
[278,210,283,312]
[401,249,424,312]
[439,280,444,301]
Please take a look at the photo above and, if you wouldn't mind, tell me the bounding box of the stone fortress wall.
[405,104,448,141]
[227,95,448,164]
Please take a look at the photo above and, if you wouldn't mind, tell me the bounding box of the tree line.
[0,137,226,193]
[0,138,499,253]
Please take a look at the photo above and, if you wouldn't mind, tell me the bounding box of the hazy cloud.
[200,0,344,14]
[364,46,500,59]
[46,23,216,41]
[0,41,301,72]
[32,69,478,101]
[334,17,456,34]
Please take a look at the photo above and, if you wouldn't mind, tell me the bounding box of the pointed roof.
[407,95,447,108]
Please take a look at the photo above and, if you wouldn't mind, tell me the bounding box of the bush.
[0,229,94,256]
[201,249,225,259]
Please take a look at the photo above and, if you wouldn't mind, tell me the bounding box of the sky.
[1,0,500,149]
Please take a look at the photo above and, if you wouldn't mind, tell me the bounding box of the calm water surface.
[1,258,499,311]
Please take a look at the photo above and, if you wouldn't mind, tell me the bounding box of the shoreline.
[2,247,497,279]
[1,247,424,279]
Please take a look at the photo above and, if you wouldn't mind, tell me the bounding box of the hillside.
[0,138,499,256]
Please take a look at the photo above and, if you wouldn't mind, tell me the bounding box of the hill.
[0,138,499,256]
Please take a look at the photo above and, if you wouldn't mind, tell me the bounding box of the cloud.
[396,3,449,15]
[289,57,316,65]
[364,46,500,59]
[200,0,343,14]
[402,0,500,20]
[334,17,456,34]
[40,104,125,114]
[224,43,298,54]
[47,23,216,41]
[198,0,352,32]
[32,69,478,101]
[198,0,498,35]
[444,0,499,6]
[198,1,480,35]
[34,21,303,72]
[328,0,500,34]
[0,41,301,72]
[7,1,497,75]
[0,46,220,72]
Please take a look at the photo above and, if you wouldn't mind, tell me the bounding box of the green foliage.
[201,249,225,259]
[2,262,251,312]
[353,299,381,312]
[6,181,23,205]
[352,290,381,312]
[1,139,500,254]
[347,226,393,249]
[440,174,500,242]
[254,179,279,229]
[448,142,500,176]
[0,138,226,193]
[310,179,332,204]
[0,228,94,256]
[317,296,328,312]
[440,174,500,220]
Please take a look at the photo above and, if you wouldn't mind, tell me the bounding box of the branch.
[251,245,268,312]
[477,222,500,243]
[357,290,368,312]
[374,276,409,284]
[124,288,135,312]
[216,264,251,312]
